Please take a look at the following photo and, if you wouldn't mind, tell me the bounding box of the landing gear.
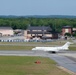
[48,51,56,54]
[51,51,56,53]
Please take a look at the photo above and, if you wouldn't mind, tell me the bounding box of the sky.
[0,0,76,16]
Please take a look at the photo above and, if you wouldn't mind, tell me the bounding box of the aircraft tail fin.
[62,42,73,50]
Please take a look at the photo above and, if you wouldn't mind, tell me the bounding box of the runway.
[0,50,76,73]
[0,50,48,56]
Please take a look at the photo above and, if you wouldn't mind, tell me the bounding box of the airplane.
[32,42,73,53]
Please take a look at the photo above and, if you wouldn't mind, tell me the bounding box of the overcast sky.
[0,0,76,16]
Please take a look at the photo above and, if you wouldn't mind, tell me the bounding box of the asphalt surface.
[0,50,48,56]
[48,54,76,73]
[0,50,76,73]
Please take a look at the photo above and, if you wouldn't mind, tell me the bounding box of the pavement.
[48,54,76,73]
[0,50,76,74]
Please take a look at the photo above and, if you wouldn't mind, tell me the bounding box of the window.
[65,29,69,33]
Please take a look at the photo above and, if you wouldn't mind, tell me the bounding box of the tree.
[0,17,76,31]
[72,33,76,37]
[64,33,71,37]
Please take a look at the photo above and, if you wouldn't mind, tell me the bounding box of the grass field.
[0,45,34,50]
[0,56,71,75]
[0,41,76,50]
[0,45,76,51]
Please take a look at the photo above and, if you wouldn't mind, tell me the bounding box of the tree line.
[0,17,76,32]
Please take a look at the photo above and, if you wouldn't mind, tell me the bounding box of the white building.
[0,27,14,36]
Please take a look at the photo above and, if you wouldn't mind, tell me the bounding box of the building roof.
[27,26,52,31]
[0,27,12,29]
[62,26,72,28]
[27,31,51,34]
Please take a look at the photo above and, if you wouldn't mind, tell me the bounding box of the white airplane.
[32,42,73,53]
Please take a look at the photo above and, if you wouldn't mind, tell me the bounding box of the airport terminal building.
[24,26,58,39]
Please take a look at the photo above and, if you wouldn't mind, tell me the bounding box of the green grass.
[0,56,71,75]
[0,45,34,50]
[69,47,76,51]
[0,41,76,51]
